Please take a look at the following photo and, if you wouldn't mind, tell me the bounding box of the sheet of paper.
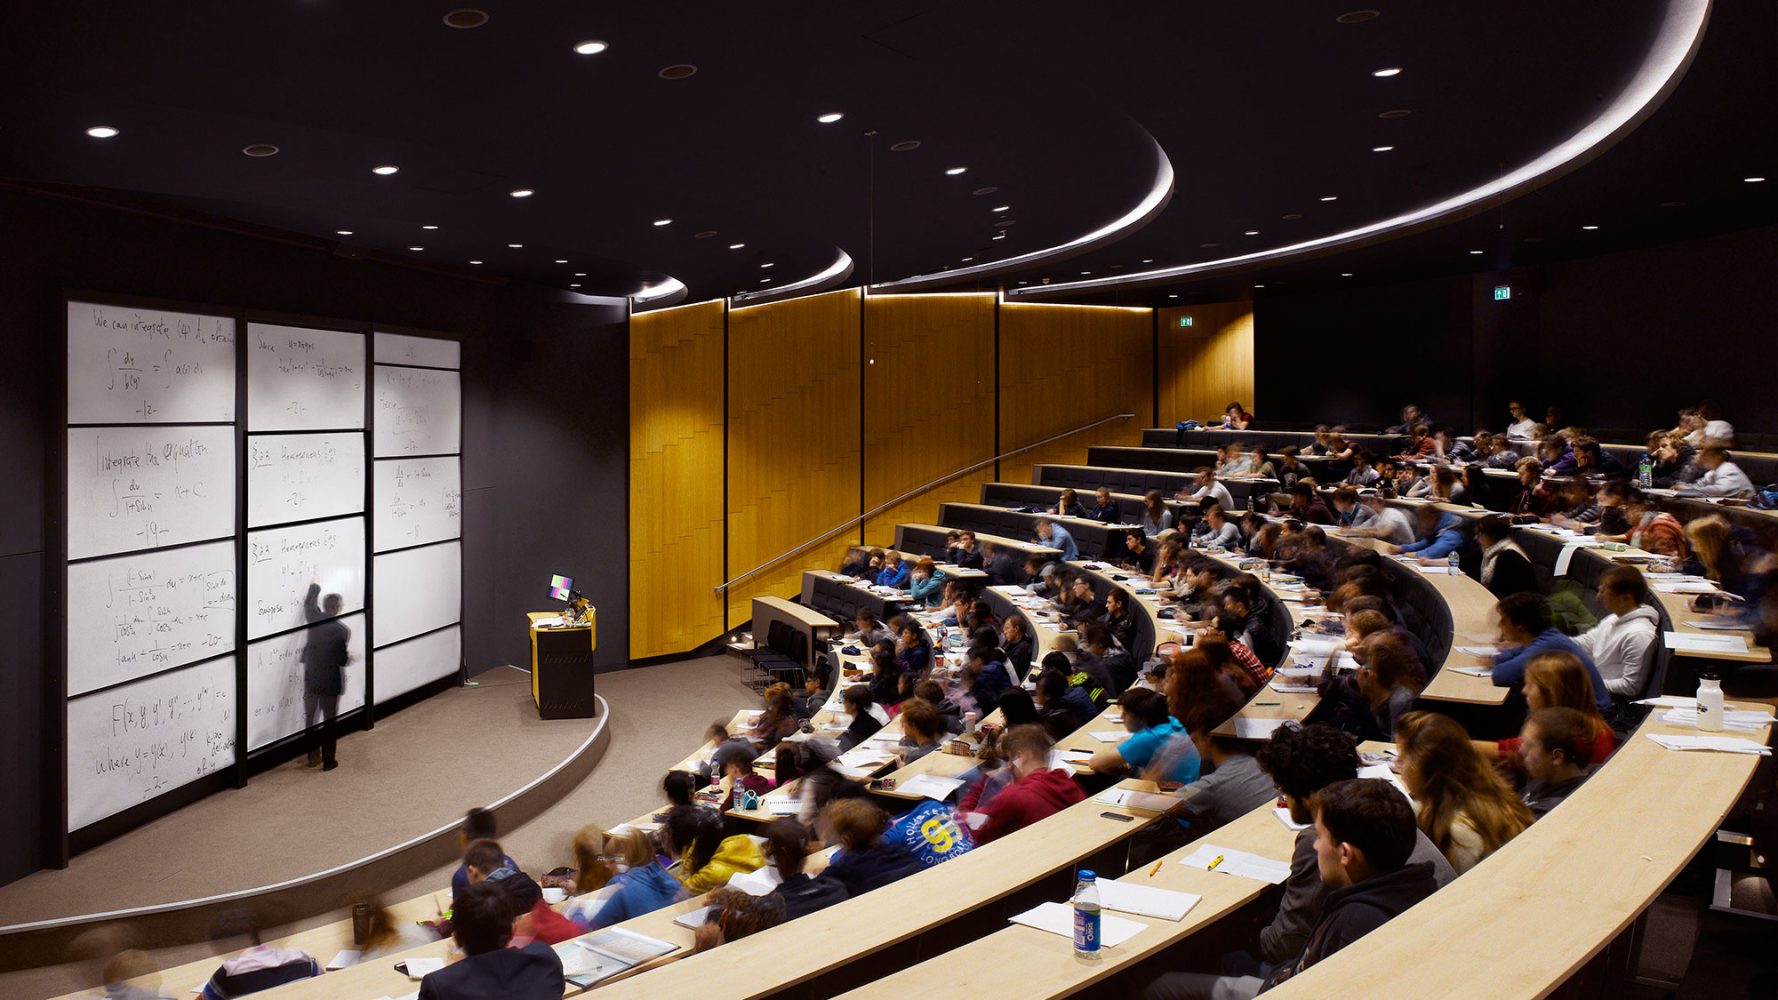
[1663,631,1748,655]
[1291,636,1343,656]
[1233,718,1291,740]
[1449,666,1494,678]
[1095,880,1203,922]
[1273,807,1310,831]
[1358,764,1419,810]
[673,905,716,929]
[1269,681,1318,693]
[1010,901,1146,947]
[1659,708,1773,732]
[1654,580,1718,594]
[326,949,361,971]
[766,797,804,815]
[1636,695,1697,708]
[896,773,966,801]
[725,867,783,896]
[1089,730,1127,743]
[1687,618,1753,631]
[1177,845,1291,885]
[1453,644,1499,657]
[1647,733,1771,756]
[401,957,444,979]
[1095,787,1135,806]
[1055,748,1095,763]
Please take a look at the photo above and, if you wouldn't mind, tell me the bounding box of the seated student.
[1222,401,1254,430]
[1397,712,1534,874]
[581,830,683,931]
[1319,630,1423,742]
[460,840,581,946]
[418,882,563,1000]
[1342,449,1382,488]
[1545,479,1603,532]
[894,621,933,679]
[1329,486,1371,529]
[1060,575,1102,628]
[1214,578,1284,667]
[1087,687,1200,784]
[1507,456,1558,517]
[1054,638,1116,708]
[980,540,1025,585]
[1571,437,1630,479]
[1102,587,1138,652]
[760,819,849,919]
[967,644,1015,712]
[952,530,984,568]
[1474,516,1536,599]
[913,678,965,734]
[1490,593,1612,710]
[1191,503,1242,550]
[963,597,999,633]
[1573,566,1661,700]
[1189,467,1237,511]
[1518,707,1596,818]
[1274,447,1306,490]
[837,684,889,751]
[1505,400,1539,440]
[1282,482,1336,525]
[720,743,774,812]
[1343,495,1415,546]
[1141,489,1176,535]
[895,699,946,765]
[747,683,801,750]
[1481,652,1616,767]
[837,546,874,579]
[1279,525,1337,592]
[1682,445,1755,498]
[1083,622,1139,696]
[1085,486,1120,524]
[998,616,1034,679]
[1035,516,1080,561]
[690,887,787,953]
[1169,700,1275,833]
[199,916,321,1000]
[873,549,911,588]
[1216,442,1254,478]
[664,804,766,895]
[1387,505,1465,562]
[906,556,947,609]
[1123,530,1157,573]
[1245,446,1278,482]
[820,799,921,894]
[1053,487,1087,519]
[791,669,829,722]
[845,608,892,648]
[1034,667,1098,739]
[451,807,513,896]
[1596,484,1686,559]
[973,724,1087,843]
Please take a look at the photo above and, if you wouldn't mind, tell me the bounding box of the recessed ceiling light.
[760,278,772,283]
[994,219,1016,228]
[1378,109,1412,119]
[1199,242,1218,249]
[972,186,998,196]
[1372,145,1395,152]
[242,143,279,157]
[992,205,1010,212]
[945,166,968,176]
[510,188,534,198]
[443,8,489,29]
[408,246,424,252]
[653,218,672,226]
[1017,281,1028,285]
[574,272,586,277]
[1582,225,1599,230]
[508,243,523,248]
[817,112,844,124]
[1141,258,1155,263]
[1469,250,1484,255]
[1254,284,1266,289]
[372,164,399,175]
[728,242,745,249]
[555,259,568,264]
[1169,294,1179,299]
[1746,176,1767,183]
[85,125,120,139]
[1320,196,1338,202]
[1340,272,1354,277]
[1244,230,1260,236]
[573,40,608,55]
[1080,270,1091,275]
[694,230,718,239]
[891,140,922,152]
[1336,10,1380,23]
[658,64,698,80]
[760,262,775,268]
[470,260,483,264]
[1372,67,1402,77]
[961,257,974,262]
[1282,213,1304,220]
[992,233,1007,240]
[335,229,353,236]
[423,225,439,230]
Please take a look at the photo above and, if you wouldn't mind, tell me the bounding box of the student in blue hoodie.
[1035,517,1079,561]
[1388,505,1465,562]
[1490,593,1611,710]
[875,550,912,588]
[820,799,922,896]
[579,830,683,931]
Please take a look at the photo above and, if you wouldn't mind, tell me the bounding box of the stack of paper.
[1659,708,1774,733]
[1089,730,1127,743]
[1233,718,1292,740]
[1269,679,1318,694]
[1273,808,1310,831]
[1177,845,1291,884]
[1453,644,1499,657]
[1449,666,1494,678]
[1095,881,1203,921]
[1646,733,1771,756]
[1010,901,1147,947]
[673,904,715,929]
[1663,631,1748,656]
[1358,763,1418,810]
[895,774,966,801]
[1653,579,1718,595]
[1054,748,1095,764]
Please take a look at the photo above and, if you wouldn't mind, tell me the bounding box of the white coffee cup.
[541,887,566,905]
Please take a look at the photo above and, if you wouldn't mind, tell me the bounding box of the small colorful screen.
[548,574,574,601]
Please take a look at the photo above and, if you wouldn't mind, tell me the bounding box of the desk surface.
[751,594,839,630]
[899,521,1064,559]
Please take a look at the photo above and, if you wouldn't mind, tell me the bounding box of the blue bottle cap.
[1079,869,1096,881]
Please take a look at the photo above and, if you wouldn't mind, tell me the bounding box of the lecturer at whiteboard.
[303,579,353,771]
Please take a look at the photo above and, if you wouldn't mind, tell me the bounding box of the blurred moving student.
[1489,594,1612,711]
[820,799,922,895]
[762,819,849,919]
[452,808,514,896]
[581,830,682,931]
[199,915,320,1000]
[1396,712,1534,874]
[972,724,1086,843]
[664,805,765,895]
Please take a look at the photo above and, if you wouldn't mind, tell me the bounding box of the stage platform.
[0,666,608,969]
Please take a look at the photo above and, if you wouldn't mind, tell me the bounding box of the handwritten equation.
[373,456,462,551]
[247,323,366,432]
[67,426,236,560]
[246,432,365,528]
[68,302,236,424]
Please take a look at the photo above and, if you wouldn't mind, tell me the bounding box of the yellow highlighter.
[1207,854,1225,872]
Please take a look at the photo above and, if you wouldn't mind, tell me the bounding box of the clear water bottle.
[1696,671,1725,732]
[1448,551,1462,576]
[1072,869,1102,960]
[1638,456,1654,489]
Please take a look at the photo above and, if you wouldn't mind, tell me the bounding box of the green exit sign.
[1177,316,1194,328]
[1493,285,1512,301]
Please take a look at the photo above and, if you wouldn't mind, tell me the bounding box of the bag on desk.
[1752,484,1778,510]
[886,799,975,868]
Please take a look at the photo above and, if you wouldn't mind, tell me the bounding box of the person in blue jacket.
[1390,506,1465,561]
[580,830,683,931]
[1490,593,1612,711]
[875,550,911,588]
[1036,517,1079,561]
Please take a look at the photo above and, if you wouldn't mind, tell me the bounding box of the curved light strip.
[1012,0,1711,299]
[629,275,689,311]
[870,129,1175,294]
[730,246,855,306]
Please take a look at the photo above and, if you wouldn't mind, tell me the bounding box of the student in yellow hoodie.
[664,805,765,895]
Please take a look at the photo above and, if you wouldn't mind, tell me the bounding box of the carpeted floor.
[0,654,755,999]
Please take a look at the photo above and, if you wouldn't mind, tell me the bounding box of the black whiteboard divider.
[245,426,367,437]
[363,328,377,731]
[368,361,460,374]
[246,608,365,646]
[371,535,464,558]
[64,532,238,566]
[50,293,72,870]
[67,420,237,429]
[372,450,461,462]
[243,510,368,534]
[233,309,249,791]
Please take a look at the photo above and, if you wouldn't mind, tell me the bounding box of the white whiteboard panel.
[373,457,462,552]
[373,366,460,457]
[247,432,365,528]
[247,323,366,432]
[68,655,236,830]
[246,613,367,751]
[374,332,460,370]
[67,426,236,560]
[247,518,366,639]
[67,540,237,697]
[67,302,236,424]
[374,625,461,704]
[373,542,461,646]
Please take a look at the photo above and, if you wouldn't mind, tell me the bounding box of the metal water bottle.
[1696,672,1725,733]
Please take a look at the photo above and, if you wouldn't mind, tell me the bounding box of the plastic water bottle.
[1447,551,1462,577]
[1696,672,1725,732]
[1639,456,1654,489]
[1072,869,1102,960]
[963,711,978,736]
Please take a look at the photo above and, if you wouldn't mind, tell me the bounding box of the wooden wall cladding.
[861,293,997,547]
[629,300,728,659]
[996,303,1153,485]
[1158,302,1255,427]
[726,289,863,623]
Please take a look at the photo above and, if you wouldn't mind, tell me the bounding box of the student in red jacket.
[973,724,1086,843]
[463,840,582,947]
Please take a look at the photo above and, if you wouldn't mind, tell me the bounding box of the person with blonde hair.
[570,825,615,897]
[1478,652,1616,767]
[1396,712,1534,874]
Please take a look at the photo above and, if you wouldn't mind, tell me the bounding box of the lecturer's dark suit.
[302,583,349,766]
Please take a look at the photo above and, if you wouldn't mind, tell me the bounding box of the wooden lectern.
[527,610,598,719]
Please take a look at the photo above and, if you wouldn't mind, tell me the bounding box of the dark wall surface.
[0,185,628,885]
[1256,223,1778,438]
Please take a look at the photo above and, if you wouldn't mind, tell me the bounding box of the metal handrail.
[714,411,1137,595]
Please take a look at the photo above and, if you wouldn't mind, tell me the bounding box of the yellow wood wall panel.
[727,289,863,622]
[629,300,728,659]
[996,303,1153,484]
[1158,302,1255,426]
[862,293,997,546]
